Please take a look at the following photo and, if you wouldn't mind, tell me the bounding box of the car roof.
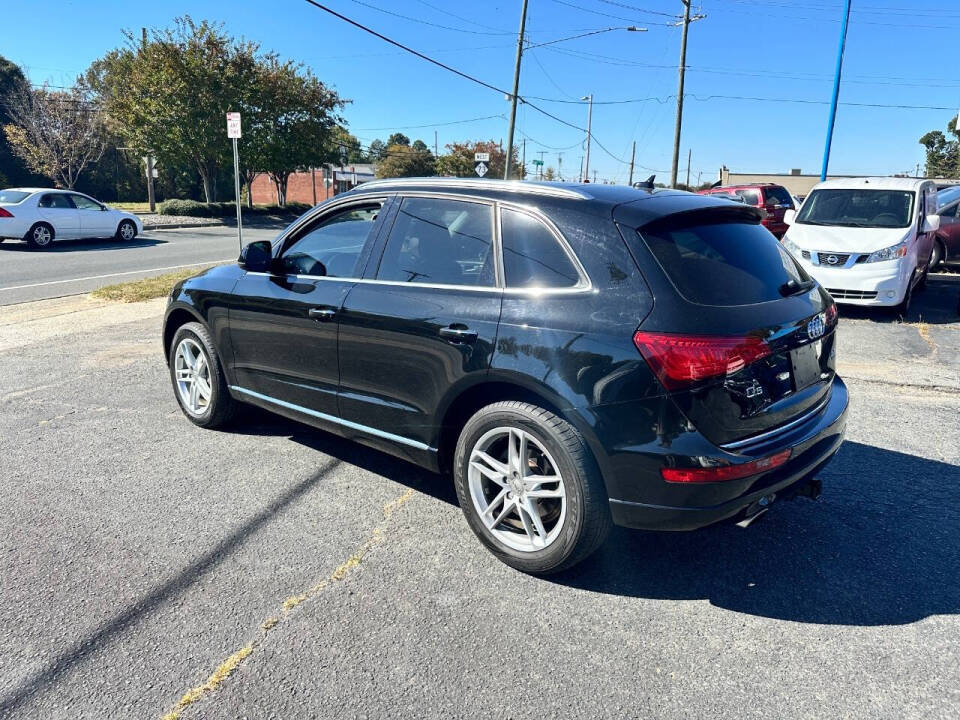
[345,177,708,225]
[811,176,932,192]
[707,183,783,190]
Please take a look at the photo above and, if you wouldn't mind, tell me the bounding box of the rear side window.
[762,186,794,207]
[735,189,761,206]
[638,217,808,306]
[377,197,494,286]
[501,208,580,288]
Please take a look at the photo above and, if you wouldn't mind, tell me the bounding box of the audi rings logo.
[807,314,826,340]
[824,254,840,265]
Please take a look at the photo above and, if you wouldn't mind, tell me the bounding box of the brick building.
[249,164,376,206]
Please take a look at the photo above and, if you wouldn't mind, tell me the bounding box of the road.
[0,225,282,306]
[0,288,957,718]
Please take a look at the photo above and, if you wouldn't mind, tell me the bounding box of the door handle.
[308,307,337,321]
[439,325,478,343]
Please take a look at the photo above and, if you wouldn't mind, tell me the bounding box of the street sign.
[532,159,543,166]
[474,161,489,178]
[474,152,490,162]
[226,112,242,139]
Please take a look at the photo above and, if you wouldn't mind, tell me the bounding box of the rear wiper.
[779,278,816,297]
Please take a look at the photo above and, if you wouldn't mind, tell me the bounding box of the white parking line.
[0,260,236,292]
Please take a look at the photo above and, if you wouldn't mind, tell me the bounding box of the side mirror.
[922,214,941,233]
[784,209,797,226]
[238,240,273,272]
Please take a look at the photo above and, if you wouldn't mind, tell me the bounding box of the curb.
[142,221,226,231]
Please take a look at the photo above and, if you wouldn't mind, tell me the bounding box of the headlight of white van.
[863,241,908,263]
[781,237,802,256]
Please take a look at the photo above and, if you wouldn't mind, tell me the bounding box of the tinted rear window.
[638,218,808,306]
[0,190,30,204]
[763,186,794,206]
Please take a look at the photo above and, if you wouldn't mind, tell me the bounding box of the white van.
[781,177,939,314]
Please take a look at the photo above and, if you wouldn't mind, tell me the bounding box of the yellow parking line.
[160,489,414,720]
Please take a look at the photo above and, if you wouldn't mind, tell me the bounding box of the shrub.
[158,199,214,216]
[158,199,312,217]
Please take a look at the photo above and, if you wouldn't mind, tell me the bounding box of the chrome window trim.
[720,394,831,451]
[242,273,594,296]
[358,177,591,200]
[230,386,433,452]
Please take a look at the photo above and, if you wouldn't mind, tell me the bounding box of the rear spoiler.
[639,204,764,232]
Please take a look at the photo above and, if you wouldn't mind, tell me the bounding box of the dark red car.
[698,183,795,238]
[932,185,960,267]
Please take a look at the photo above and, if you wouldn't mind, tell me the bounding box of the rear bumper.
[607,376,848,531]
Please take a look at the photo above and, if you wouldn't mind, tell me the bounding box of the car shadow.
[0,236,167,252]
[226,412,959,627]
[837,272,960,324]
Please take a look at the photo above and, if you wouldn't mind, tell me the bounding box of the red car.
[698,183,795,238]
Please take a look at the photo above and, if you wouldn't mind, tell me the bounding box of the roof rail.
[357,177,591,200]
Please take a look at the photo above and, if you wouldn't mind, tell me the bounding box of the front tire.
[116,219,137,241]
[25,223,54,249]
[890,278,913,319]
[168,321,237,428]
[930,240,943,270]
[453,401,611,575]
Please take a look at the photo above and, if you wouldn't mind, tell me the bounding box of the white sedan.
[0,188,143,249]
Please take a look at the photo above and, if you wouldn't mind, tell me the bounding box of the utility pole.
[578,156,584,183]
[582,94,593,182]
[141,28,156,212]
[434,130,438,158]
[670,2,703,188]
[558,152,563,181]
[504,0,530,180]
[537,150,546,180]
[685,148,692,188]
[820,0,852,181]
[628,140,636,186]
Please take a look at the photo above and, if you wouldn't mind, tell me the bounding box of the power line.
[345,0,516,35]
[353,113,506,131]
[549,0,675,26]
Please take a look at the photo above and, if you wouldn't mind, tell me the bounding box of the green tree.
[3,81,106,188]
[542,166,556,181]
[0,54,38,187]
[919,116,959,178]
[387,132,410,147]
[367,139,387,162]
[375,144,436,178]
[436,139,524,179]
[88,17,261,202]
[253,58,343,205]
[334,128,366,164]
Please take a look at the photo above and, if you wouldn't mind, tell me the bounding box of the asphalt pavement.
[0,278,958,719]
[0,225,282,306]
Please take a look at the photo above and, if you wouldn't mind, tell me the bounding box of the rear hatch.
[616,202,838,447]
[761,185,795,227]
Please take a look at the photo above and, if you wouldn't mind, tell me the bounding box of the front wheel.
[453,401,611,575]
[890,279,913,320]
[930,240,943,270]
[168,321,237,428]
[116,219,137,241]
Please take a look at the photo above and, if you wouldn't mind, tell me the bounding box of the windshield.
[0,190,31,204]
[796,189,915,228]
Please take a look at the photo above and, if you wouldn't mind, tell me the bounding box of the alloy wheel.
[468,426,566,552]
[174,338,213,415]
[120,222,135,240]
[33,226,52,246]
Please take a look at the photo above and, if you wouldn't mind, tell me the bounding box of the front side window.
[39,193,75,209]
[638,215,809,306]
[796,189,915,228]
[279,203,381,277]
[501,208,580,288]
[376,197,494,286]
[71,195,102,210]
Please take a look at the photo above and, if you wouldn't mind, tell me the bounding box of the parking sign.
[226,112,242,139]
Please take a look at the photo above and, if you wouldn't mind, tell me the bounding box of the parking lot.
[0,273,958,719]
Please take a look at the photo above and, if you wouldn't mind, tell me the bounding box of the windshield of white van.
[796,189,915,229]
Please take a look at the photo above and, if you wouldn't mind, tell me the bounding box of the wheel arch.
[162,304,205,359]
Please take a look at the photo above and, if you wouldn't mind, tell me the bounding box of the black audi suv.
[162,178,847,574]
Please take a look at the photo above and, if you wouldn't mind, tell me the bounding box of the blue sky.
[5,0,959,184]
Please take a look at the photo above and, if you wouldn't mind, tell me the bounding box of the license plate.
[790,343,821,391]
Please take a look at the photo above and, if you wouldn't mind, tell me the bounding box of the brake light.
[661,449,792,483]
[633,331,771,391]
[0,208,13,218]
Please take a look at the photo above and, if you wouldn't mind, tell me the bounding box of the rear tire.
[25,223,54,249]
[168,321,237,429]
[453,401,611,575]
[116,219,137,241]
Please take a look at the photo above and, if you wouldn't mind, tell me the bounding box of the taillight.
[0,208,13,218]
[633,331,771,391]
[823,303,838,326]
[661,449,792,484]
